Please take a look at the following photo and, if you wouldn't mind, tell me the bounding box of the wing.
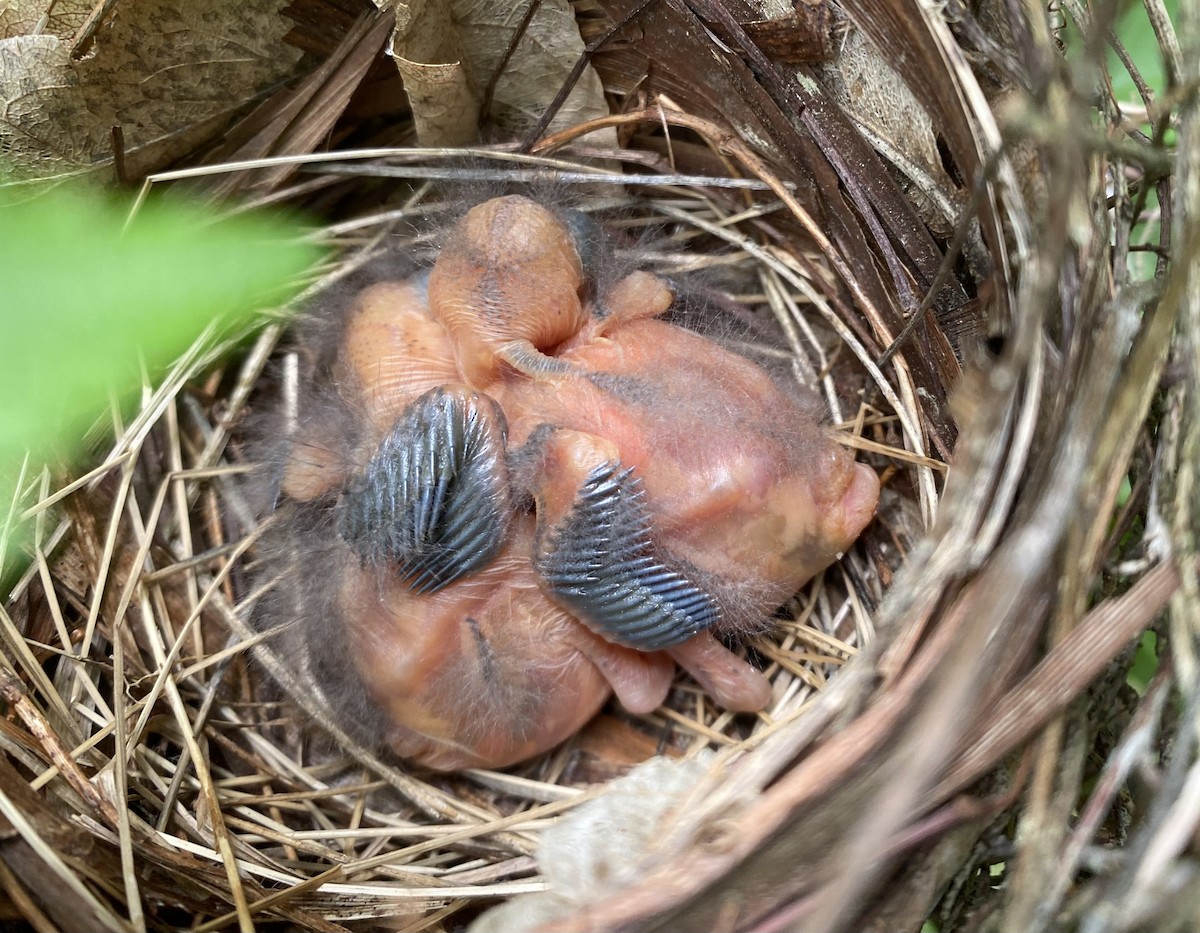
[535,459,718,650]
[338,386,511,594]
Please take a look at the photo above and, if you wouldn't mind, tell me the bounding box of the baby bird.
[256,195,879,770]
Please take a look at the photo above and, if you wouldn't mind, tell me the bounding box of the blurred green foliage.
[1065,1,1177,280]
[0,187,320,591]
[1095,2,1171,699]
[1126,631,1159,694]
[1109,0,1178,106]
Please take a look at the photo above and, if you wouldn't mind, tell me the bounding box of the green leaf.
[1127,630,1158,695]
[0,186,320,588]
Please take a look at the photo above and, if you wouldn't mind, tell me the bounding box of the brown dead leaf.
[0,35,92,173]
[817,27,961,237]
[0,0,92,40]
[390,0,611,145]
[201,8,393,196]
[1,0,305,180]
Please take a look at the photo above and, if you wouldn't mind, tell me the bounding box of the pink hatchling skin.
[276,196,879,770]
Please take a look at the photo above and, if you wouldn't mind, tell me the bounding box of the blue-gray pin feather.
[537,462,718,650]
[338,387,511,594]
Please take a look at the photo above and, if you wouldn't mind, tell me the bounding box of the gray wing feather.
[338,387,510,594]
[537,462,718,650]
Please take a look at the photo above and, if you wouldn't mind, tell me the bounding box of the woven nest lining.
[2,1,1197,931]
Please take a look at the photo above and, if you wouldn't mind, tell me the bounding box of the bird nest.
[2,1,1197,931]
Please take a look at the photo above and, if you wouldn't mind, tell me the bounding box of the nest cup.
[1,2,1195,931]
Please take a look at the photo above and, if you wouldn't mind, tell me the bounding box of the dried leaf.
[0,35,91,174]
[0,0,304,180]
[0,0,92,40]
[202,9,394,196]
[390,0,611,144]
[817,27,960,236]
[836,0,1013,317]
